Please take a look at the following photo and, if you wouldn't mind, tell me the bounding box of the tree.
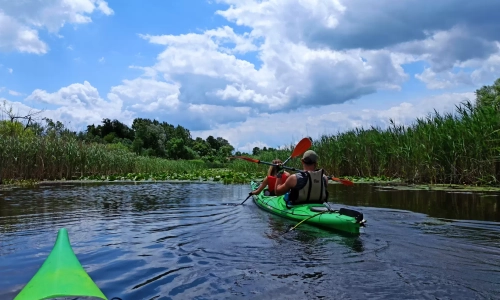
[1,100,44,130]
[475,78,500,110]
[252,147,260,156]
[192,137,210,157]
[206,135,219,151]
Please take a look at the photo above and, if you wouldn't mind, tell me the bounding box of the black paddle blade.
[239,192,253,205]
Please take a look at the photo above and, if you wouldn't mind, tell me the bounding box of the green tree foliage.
[0,115,237,163]
[475,78,500,110]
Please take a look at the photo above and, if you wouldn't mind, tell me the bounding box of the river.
[1,182,499,299]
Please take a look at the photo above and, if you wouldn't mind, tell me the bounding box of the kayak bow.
[250,181,365,234]
[14,228,107,300]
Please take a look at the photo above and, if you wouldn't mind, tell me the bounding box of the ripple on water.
[1,182,499,299]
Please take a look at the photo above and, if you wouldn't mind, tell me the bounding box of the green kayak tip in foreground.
[14,228,107,300]
[250,181,366,234]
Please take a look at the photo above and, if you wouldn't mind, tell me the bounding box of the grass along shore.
[2,78,500,188]
[0,134,261,185]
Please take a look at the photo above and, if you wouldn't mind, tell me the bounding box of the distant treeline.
[2,77,500,185]
[0,107,251,181]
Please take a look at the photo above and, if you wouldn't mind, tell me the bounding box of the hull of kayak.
[250,181,363,235]
[14,228,107,300]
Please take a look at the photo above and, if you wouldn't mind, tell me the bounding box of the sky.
[1,0,500,152]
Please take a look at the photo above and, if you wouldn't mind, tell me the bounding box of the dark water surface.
[1,182,499,300]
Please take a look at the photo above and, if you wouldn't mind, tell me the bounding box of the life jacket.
[288,169,328,204]
[267,173,288,194]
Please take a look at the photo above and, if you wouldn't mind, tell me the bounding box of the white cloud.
[98,57,105,63]
[0,0,114,54]
[137,24,406,115]
[4,0,500,152]
[24,81,134,129]
[8,68,13,73]
[192,92,475,152]
[8,90,22,96]
[0,11,48,54]
[120,0,499,121]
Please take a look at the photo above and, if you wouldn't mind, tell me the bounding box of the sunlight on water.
[1,182,499,299]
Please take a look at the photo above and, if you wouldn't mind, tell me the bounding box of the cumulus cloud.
[0,0,114,54]
[192,92,476,152]
[0,11,47,54]
[24,81,134,129]
[108,77,253,130]
[4,0,500,149]
[136,19,407,115]
[118,0,500,121]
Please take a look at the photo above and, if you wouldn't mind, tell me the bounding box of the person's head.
[301,150,318,170]
[268,159,283,176]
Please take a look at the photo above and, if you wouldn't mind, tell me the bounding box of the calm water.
[1,182,499,300]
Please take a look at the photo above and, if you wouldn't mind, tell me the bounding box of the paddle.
[230,156,355,187]
[285,202,338,233]
[239,192,253,205]
[232,138,311,205]
[285,210,329,233]
[282,137,312,165]
[328,176,355,186]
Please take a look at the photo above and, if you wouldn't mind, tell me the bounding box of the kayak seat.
[310,207,329,212]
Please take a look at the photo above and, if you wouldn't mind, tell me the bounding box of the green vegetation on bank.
[228,78,500,186]
[0,105,261,184]
[311,78,500,186]
[2,77,500,186]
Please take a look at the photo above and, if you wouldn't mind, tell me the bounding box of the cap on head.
[302,150,318,164]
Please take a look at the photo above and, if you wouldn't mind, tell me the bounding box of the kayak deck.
[250,181,364,234]
[14,228,107,300]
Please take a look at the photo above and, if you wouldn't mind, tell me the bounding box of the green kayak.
[250,181,366,234]
[14,228,107,300]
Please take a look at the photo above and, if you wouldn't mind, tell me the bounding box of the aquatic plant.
[227,99,500,185]
[0,130,241,182]
[311,101,500,185]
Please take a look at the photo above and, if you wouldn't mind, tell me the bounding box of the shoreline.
[2,177,500,193]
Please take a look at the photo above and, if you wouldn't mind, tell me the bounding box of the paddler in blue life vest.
[274,150,329,206]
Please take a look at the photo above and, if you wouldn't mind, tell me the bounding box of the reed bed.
[312,101,500,185]
[2,99,499,186]
[229,101,500,185]
[0,134,209,181]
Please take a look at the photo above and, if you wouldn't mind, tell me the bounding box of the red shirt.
[267,173,288,193]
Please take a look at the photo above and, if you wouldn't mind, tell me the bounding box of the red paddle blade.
[291,137,312,158]
[231,156,260,163]
[331,177,355,186]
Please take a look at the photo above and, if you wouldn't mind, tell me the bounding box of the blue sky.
[1,0,500,151]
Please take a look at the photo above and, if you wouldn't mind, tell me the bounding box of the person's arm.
[275,174,296,196]
[251,177,268,195]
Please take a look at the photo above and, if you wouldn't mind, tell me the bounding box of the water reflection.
[328,183,500,222]
[0,182,499,299]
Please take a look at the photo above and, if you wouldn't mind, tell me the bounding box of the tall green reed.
[0,133,209,181]
[312,101,500,185]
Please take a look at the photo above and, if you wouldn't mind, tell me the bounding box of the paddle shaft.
[239,193,253,205]
[249,160,352,185]
[286,210,329,232]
